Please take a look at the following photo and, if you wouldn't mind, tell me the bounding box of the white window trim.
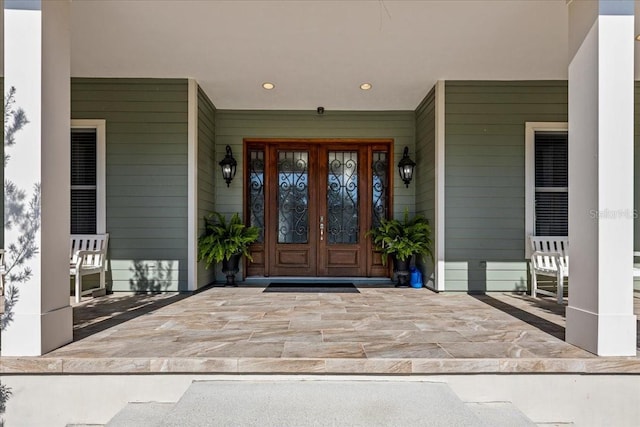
[525,121,568,258]
[70,119,106,234]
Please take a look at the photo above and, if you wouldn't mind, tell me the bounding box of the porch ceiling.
[70,0,571,110]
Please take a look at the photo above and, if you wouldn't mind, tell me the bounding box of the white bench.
[70,234,109,303]
[529,236,568,304]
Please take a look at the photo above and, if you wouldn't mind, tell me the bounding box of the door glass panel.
[278,151,309,243]
[248,150,265,242]
[371,151,388,227]
[327,151,358,244]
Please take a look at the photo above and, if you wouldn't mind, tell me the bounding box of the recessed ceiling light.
[262,82,275,90]
[360,83,372,90]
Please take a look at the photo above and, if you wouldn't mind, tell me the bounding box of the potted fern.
[198,212,259,286]
[367,210,433,286]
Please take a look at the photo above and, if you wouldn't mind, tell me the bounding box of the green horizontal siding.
[444,80,568,292]
[444,261,528,293]
[414,86,436,284]
[197,86,217,288]
[109,259,182,293]
[108,175,187,186]
[107,185,186,197]
[215,110,416,218]
[71,78,189,292]
[71,101,187,113]
[415,86,436,221]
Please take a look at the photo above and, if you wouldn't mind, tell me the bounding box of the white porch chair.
[529,236,569,304]
[70,234,109,303]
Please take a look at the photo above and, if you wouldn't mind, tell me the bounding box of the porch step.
[535,423,575,426]
[162,380,482,426]
[465,402,537,426]
[103,380,542,426]
[106,402,174,427]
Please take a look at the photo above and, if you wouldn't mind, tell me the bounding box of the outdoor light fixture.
[219,145,237,187]
[398,146,416,188]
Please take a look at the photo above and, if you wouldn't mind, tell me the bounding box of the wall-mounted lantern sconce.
[219,145,237,187]
[398,146,416,188]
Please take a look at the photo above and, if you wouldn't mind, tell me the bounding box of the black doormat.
[263,283,359,293]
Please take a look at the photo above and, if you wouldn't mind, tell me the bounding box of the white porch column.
[567,0,637,356]
[0,0,3,74]
[2,0,72,355]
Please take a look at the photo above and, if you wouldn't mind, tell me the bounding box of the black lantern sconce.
[219,145,237,187]
[398,146,416,188]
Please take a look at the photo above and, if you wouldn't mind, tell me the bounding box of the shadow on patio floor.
[471,293,566,340]
[473,292,640,349]
[73,292,188,341]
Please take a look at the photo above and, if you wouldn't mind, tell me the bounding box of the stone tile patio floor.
[3,286,639,374]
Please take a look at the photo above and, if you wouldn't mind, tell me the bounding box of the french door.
[245,139,392,277]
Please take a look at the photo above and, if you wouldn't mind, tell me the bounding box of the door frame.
[243,138,394,278]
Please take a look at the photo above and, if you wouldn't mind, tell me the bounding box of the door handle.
[320,216,324,241]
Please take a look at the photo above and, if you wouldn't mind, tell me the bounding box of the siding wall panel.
[71,78,189,292]
[444,81,568,292]
[197,86,217,288]
[414,86,437,285]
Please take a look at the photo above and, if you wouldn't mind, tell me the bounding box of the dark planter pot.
[222,253,242,286]
[393,255,413,287]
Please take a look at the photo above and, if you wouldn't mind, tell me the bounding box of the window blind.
[71,129,97,234]
[534,131,568,236]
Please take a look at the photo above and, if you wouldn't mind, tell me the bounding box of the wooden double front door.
[245,139,392,278]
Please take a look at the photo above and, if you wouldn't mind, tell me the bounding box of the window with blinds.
[71,129,97,234]
[534,131,568,236]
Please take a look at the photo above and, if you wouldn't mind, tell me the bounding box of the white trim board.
[187,79,198,291]
[434,80,446,292]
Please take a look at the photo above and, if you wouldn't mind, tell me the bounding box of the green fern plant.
[198,212,260,269]
[366,209,433,265]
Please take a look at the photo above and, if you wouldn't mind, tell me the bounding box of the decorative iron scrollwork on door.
[248,150,265,242]
[278,151,309,243]
[327,151,359,244]
[372,151,388,228]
